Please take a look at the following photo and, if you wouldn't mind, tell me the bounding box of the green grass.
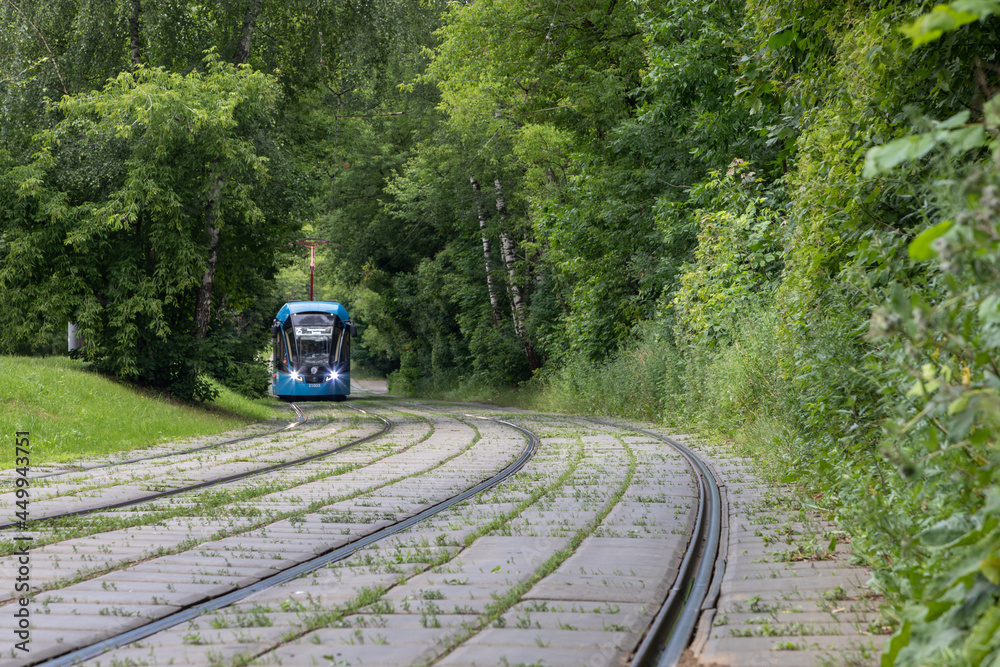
[0,356,286,468]
[200,375,283,422]
[350,366,387,382]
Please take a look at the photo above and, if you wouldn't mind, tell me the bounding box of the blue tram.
[270,301,355,401]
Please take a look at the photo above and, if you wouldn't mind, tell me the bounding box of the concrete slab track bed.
[0,385,886,666]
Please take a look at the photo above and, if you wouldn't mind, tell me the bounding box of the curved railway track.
[28,403,309,481]
[18,416,540,667]
[0,405,391,530]
[2,399,727,667]
[620,423,724,667]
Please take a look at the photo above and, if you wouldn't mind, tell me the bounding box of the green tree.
[1,53,281,399]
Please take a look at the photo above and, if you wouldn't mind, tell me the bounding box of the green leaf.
[978,294,1000,322]
[767,28,797,50]
[981,556,1000,585]
[908,220,953,260]
[918,515,979,548]
[948,395,970,415]
[952,0,1000,20]
[936,110,972,129]
[946,124,988,151]
[900,4,981,47]
[984,94,1000,127]
[964,599,1000,664]
[881,620,911,667]
[864,133,937,178]
[971,427,990,446]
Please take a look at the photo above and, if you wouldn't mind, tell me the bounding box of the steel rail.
[0,407,392,530]
[597,422,723,667]
[28,403,309,481]
[35,418,540,667]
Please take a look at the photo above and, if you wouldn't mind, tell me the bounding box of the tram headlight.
[290,370,302,381]
[325,370,339,382]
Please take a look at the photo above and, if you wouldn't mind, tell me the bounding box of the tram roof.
[276,301,349,322]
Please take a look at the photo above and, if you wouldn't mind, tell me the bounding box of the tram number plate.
[308,383,321,387]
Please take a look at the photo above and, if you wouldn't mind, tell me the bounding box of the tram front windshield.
[295,327,333,365]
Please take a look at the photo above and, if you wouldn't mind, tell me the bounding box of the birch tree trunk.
[234,0,263,66]
[194,172,223,338]
[193,2,261,340]
[471,177,502,325]
[129,0,142,67]
[494,177,540,370]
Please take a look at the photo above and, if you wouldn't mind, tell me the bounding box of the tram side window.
[274,335,283,370]
[282,325,295,371]
[334,328,345,363]
[342,328,350,364]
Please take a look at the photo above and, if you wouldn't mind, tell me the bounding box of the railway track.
[1,400,726,667]
[0,407,434,589]
[622,423,724,667]
[0,406,534,665]
[34,418,540,666]
[28,404,309,481]
[0,404,387,530]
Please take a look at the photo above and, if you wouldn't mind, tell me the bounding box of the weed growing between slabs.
[0,411,411,577]
[426,438,638,662]
[0,410,503,612]
[0,416,372,555]
[208,422,587,667]
[0,412,360,520]
[1,408,361,492]
[214,421,648,667]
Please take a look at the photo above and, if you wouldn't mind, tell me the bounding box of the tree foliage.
[1,53,281,399]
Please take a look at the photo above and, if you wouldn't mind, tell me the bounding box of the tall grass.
[410,310,813,484]
[397,302,875,495]
[513,300,883,492]
[0,356,285,467]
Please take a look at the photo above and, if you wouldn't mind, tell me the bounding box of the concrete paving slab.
[654,428,889,667]
[500,605,656,632]
[438,641,623,667]
[268,639,446,666]
[523,573,672,604]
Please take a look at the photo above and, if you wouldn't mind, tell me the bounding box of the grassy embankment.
[0,356,286,468]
